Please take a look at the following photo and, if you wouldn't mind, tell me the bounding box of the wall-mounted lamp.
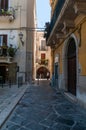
[19,32,24,46]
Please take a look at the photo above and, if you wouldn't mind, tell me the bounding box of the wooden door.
[68,57,76,95]
[67,38,76,95]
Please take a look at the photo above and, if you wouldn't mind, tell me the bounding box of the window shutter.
[1,0,8,9]
[3,35,7,46]
[41,53,46,64]
[5,0,8,10]
[1,0,4,9]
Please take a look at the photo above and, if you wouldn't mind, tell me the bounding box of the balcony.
[45,0,65,41]
[45,0,86,46]
[39,46,48,51]
[0,7,15,22]
[36,59,48,66]
[0,45,16,57]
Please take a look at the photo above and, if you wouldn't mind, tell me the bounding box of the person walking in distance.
[46,72,50,80]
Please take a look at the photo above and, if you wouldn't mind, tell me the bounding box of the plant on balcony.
[0,9,6,15]
[45,59,48,65]
[38,59,48,66]
[8,44,16,57]
[44,22,50,38]
[1,45,8,49]
[6,10,13,15]
[0,9,13,16]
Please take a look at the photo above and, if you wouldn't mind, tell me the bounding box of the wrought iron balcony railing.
[0,45,16,57]
[36,59,49,66]
[39,46,48,51]
[45,0,65,41]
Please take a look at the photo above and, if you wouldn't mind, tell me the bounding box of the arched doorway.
[36,67,50,79]
[67,38,76,95]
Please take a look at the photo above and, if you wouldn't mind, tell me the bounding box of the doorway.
[0,66,6,83]
[67,38,76,95]
[36,67,50,79]
[54,63,58,87]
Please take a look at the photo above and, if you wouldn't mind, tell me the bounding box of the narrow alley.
[0,0,86,129]
[1,80,86,130]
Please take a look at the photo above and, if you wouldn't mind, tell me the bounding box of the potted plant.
[8,44,16,57]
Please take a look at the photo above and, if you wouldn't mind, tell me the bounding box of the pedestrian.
[46,72,50,80]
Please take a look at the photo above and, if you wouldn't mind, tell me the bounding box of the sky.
[36,0,51,28]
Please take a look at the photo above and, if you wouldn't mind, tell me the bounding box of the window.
[0,35,7,46]
[41,53,46,64]
[40,40,47,51]
[0,0,9,10]
[0,35,7,56]
[41,53,45,59]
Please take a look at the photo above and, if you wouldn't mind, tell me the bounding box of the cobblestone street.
[1,80,86,130]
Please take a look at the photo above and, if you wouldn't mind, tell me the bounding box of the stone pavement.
[1,80,86,130]
[0,83,29,128]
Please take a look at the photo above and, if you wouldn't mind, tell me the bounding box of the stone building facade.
[0,0,36,84]
[45,0,86,108]
[34,31,51,80]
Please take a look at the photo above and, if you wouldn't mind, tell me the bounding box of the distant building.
[45,0,86,108]
[34,31,51,80]
[0,0,36,84]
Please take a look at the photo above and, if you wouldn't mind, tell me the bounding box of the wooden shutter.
[1,0,4,9]
[41,53,45,64]
[5,0,8,10]
[3,35,7,46]
[1,0,8,9]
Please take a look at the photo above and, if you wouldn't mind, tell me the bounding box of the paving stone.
[51,123,70,130]
[19,128,28,130]
[1,81,86,130]
[1,121,20,130]
[39,118,56,128]
[26,121,46,130]
[38,109,52,119]
[71,122,86,130]
[9,115,25,126]
[55,116,74,126]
